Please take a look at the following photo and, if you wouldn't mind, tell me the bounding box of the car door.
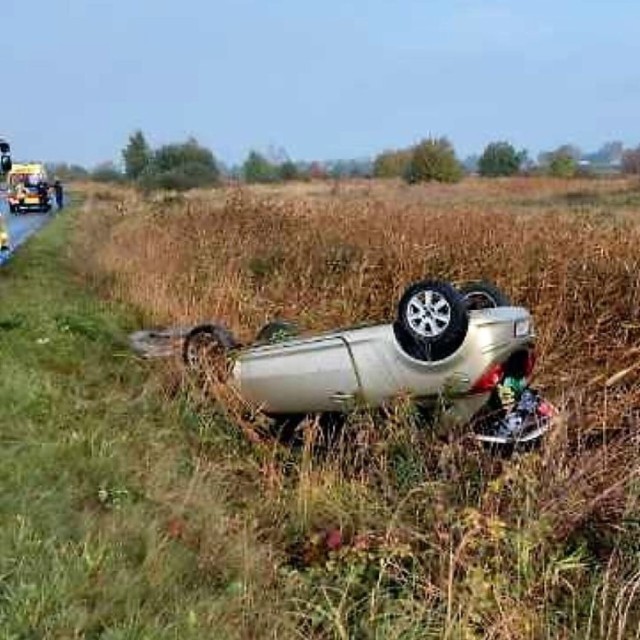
[235,334,360,414]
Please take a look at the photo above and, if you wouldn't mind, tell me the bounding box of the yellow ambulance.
[7,163,51,214]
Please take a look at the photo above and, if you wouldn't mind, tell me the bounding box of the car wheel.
[459,281,511,310]
[183,324,238,380]
[395,279,469,361]
[255,320,299,344]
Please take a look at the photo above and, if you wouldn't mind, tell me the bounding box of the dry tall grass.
[70,178,640,638]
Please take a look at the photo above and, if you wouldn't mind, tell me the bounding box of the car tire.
[395,279,469,361]
[183,324,239,380]
[255,320,299,344]
[459,281,511,310]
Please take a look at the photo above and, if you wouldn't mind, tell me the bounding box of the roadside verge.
[0,210,251,637]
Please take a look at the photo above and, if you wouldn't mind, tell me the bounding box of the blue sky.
[2,0,639,167]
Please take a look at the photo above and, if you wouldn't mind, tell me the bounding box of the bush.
[548,153,577,178]
[405,138,463,184]
[373,149,413,178]
[139,162,220,192]
[243,151,278,183]
[478,142,526,177]
[279,160,299,182]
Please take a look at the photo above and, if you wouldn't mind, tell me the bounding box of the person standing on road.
[37,180,49,212]
[53,179,64,210]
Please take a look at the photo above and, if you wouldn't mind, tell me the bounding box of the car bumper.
[9,199,47,208]
[472,389,557,446]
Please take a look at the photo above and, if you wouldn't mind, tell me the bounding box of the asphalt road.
[0,197,50,249]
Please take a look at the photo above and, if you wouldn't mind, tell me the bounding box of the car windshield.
[10,173,42,187]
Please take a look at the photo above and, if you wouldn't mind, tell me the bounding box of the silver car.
[184,280,554,445]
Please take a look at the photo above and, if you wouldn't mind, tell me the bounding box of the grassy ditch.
[2,198,640,639]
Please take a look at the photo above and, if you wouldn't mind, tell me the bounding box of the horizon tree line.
[46,131,640,189]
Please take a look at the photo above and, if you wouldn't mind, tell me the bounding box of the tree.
[548,150,577,178]
[478,142,526,177]
[122,130,152,180]
[279,160,299,181]
[140,138,220,191]
[405,138,463,184]
[373,149,412,178]
[152,138,218,174]
[622,147,640,175]
[538,144,581,169]
[243,151,278,183]
[556,145,582,162]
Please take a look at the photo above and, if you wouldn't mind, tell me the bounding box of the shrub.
[548,152,577,178]
[243,151,278,183]
[279,161,299,182]
[405,138,463,184]
[139,162,220,192]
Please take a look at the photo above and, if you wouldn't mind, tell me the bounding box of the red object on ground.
[325,528,343,551]
[537,401,554,418]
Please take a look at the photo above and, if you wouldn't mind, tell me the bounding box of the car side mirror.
[0,154,11,173]
[0,142,10,154]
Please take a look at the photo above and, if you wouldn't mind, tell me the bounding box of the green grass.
[0,213,270,639]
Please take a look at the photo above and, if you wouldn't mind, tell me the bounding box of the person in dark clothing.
[53,179,64,210]
[37,181,50,212]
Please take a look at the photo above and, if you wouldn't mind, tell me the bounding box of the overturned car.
[183,280,555,445]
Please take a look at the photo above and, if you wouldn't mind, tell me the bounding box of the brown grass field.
[66,176,640,638]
